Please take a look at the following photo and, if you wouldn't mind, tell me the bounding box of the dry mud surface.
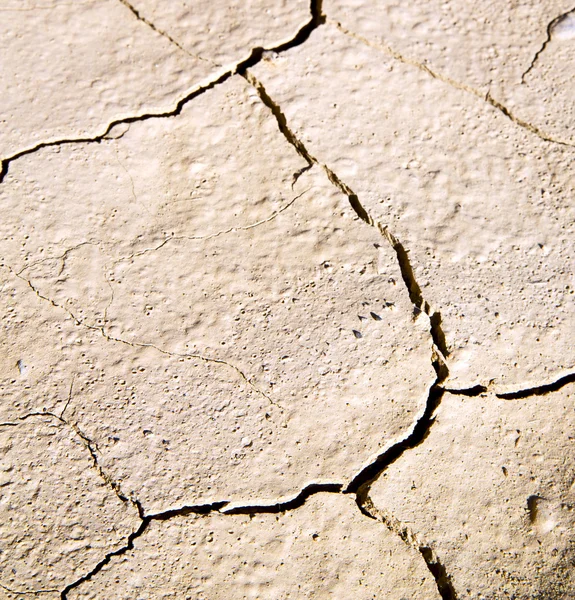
[0,1,574,599]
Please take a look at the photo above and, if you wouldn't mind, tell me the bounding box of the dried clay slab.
[327,0,575,144]
[0,76,435,512]
[68,493,440,599]
[0,75,309,319]
[0,0,309,160]
[370,383,575,599]
[0,415,139,596]
[251,25,575,392]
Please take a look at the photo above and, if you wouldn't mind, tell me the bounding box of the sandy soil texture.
[0,1,574,598]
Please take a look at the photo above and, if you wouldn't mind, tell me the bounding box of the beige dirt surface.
[0,1,574,598]
[68,493,440,599]
[369,384,575,599]
[251,24,575,392]
[328,0,575,145]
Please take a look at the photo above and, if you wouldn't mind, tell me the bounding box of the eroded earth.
[0,1,574,598]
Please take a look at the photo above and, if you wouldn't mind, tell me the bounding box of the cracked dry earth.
[0,1,574,600]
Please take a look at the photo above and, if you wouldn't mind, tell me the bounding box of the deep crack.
[346,381,445,496]
[521,6,575,82]
[444,384,489,397]
[359,497,459,600]
[496,371,575,399]
[377,224,449,357]
[222,483,343,514]
[3,3,571,599]
[59,479,452,599]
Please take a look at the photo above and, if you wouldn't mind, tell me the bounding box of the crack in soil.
[0,0,326,184]
[3,2,572,598]
[3,265,284,410]
[240,64,460,600]
[359,496,458,600]
[346,373,446,497]
[0,410,133,509]
[59,486,341,598]
[117,0,217,64]
[521,6,575,82]
[61,480,450,599]
[443,370,575,399]
[443,384,489,397]
[496,371,575,399]
[115,186,309,262]
[0,581,59,596]
[330,18,574,148]
[243,70,450,360]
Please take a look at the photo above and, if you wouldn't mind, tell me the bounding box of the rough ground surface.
[0,1,573,599]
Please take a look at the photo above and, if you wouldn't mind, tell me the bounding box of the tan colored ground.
[0,1,573,599]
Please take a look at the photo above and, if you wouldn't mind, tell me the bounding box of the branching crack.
[59,483,342,599]
[5,3,571,599]
[243,70,456,596]
[0,409,132,508]
[14,241,99,277]
[3,265,283,410]
[330,19,574,148]
[61,479,454,598]
[521,6,575,82]
[8,236,453,598]
[0,0,326,183]
[346,380,445,497]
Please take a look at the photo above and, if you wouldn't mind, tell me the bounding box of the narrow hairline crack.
[13,185,308,273]
[0,409,133,510]
[0,0,326,183]
[0,2,92,11]
[3,264,283,410]
[115,186,310,263]
[0,582,59,596]
[521,6,575,82]
[117,0,218,65]
[14,241,99,277]
[330,18,574,148]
